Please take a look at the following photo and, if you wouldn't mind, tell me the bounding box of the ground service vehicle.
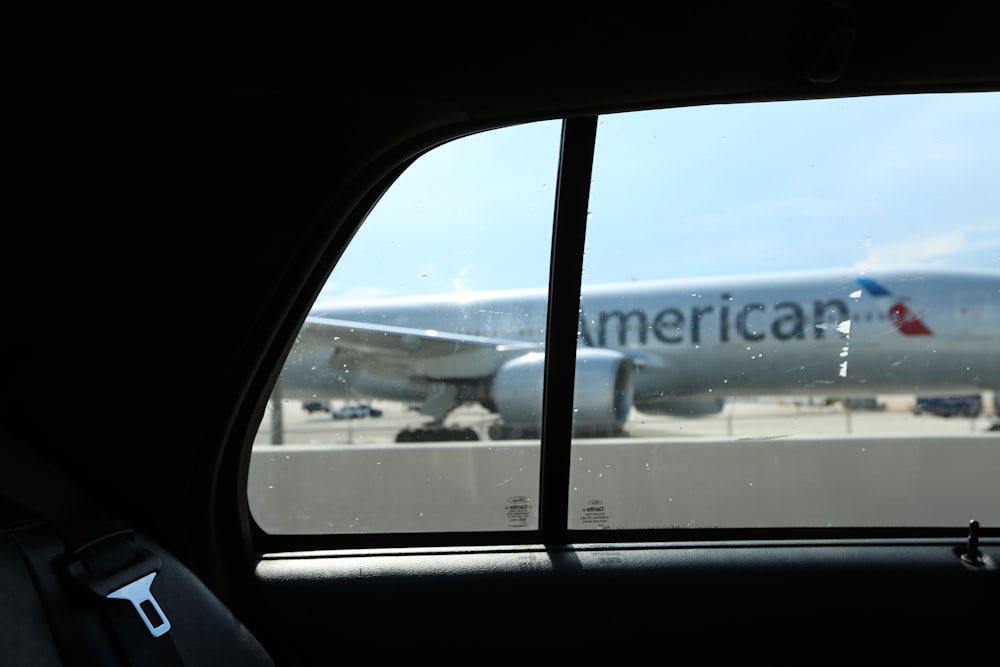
[330,404,383,420]
[914,395,983,418]
[4,3,1000,664]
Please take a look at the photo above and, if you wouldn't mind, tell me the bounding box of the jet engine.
[490,348,635,438]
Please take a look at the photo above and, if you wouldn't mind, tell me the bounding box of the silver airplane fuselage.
[280,267,1000,417]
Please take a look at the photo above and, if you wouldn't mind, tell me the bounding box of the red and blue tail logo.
[856,277,933,336]
[887,302,933,335]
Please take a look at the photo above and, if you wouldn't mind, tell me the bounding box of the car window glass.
[248,121,562,534]
[569,92,1000,529]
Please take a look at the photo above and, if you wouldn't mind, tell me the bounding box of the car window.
[248,92,1000,537]
[249,121,562,534]
[570,92,1000,529]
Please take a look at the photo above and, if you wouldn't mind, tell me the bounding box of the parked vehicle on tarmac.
[332,404,383,420]
[913,395,982,418]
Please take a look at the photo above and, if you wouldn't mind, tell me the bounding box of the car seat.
[0,428,274,667]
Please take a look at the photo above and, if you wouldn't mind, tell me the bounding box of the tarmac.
[253,393,999,447]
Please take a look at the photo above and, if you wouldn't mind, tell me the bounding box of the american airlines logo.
[888,302,933,336]
[579,277,932,348]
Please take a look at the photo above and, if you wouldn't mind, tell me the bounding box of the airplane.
[278,266,1000,441]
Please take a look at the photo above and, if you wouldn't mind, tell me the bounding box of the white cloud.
[852,232,967,270]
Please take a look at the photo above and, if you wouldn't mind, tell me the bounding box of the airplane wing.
[295,315,543,379]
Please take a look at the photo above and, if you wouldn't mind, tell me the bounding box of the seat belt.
[0,428,184,666]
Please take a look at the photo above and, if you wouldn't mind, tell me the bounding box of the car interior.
[4,3,1000,664]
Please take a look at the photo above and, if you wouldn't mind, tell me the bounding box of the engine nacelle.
[633,395,725,417]
[491,349,634,437]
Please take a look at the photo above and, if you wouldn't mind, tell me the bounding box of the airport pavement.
[253,395,999,447]
[250,397,1000,534]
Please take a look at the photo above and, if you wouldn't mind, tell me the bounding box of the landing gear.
[395,426,479,442]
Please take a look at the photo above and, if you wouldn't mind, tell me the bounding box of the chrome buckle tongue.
[107,571,171,637]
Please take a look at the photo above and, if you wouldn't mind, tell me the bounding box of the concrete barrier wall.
[249,434,1000,534]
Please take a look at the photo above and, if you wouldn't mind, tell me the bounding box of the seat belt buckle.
[64,534,172,638]
[107,571,171,637]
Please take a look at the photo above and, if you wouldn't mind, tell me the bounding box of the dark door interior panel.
[253,540,1000,659]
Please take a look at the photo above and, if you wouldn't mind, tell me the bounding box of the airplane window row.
[249,91,1000,543]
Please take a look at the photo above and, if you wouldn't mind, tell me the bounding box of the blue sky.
[319,91,1000,303]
